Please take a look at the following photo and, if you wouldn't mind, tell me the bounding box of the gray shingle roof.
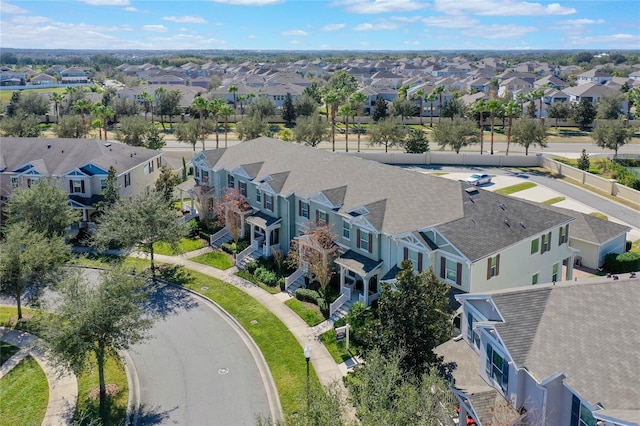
[0,138,161,176]
[544,205,629,244]
[437,187,574,261]
[490,277,640,416]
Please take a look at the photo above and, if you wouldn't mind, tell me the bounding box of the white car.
[465,173,492,186]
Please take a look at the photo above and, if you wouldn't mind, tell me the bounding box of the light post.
[304,346,312,412]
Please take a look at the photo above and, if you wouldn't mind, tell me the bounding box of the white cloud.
[0,2,28,13]
[78,0,130,5]
[322,23,346,31]
[422,16,478,28]
[247,34,256,38]
[210,0,283,5]
[162,15,207,24]
[567,33,640,49]
[333,0,428,14]
[434,0,576,16]
[391,16,423,23]
[354,22,398,31]
[560,18,605,25]
[143,24,168,32]
[462,24,537,39]
[281,29,308,36]
[403,40,420,45]
[290,39,304,44]
[124,6,138,11]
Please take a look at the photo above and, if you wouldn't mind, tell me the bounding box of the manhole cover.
[201,286,209,290]
[218,368,229,375]
[250,320,258,325]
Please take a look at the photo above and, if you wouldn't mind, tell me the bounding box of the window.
[264,194,274,211]
[467,313,480,349]
[342,220,350,240]
[70,179,84,194]
[571,395,597,426]
[299,201,309,219]
[356,229,372,253]
[144,163,150,175]
[201,170,209,184]
[552,263,559,282]
[485,345,509,393]
[559,225,569,245]
[403,248,423,272]
[531,238,539,254]
[156,157,162,168]
[148,160,154,173]
[239,181,247,197]
[541,232,552,253]
[10,177,18,188]
[316,210,327,226]
[227,174,235,188]
[446,259,458,282]
[487,254,500,279]
[195,167,200,178]
[532,273,539,285]
[100,179,107,190]
[256,190,261,203]
[124,173,131,188]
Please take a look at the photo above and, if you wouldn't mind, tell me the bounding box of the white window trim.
[342,220,350,240]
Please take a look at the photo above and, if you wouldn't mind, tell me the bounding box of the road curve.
[128,282,279,426]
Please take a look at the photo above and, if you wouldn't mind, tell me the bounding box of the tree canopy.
[511,117,549,155]
[430,117,479,153]
[591,120,634,157]
[367,118,407,152]
[293,114,330,147]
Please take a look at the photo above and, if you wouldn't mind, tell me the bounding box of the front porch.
[335,250,384,307]
[246,211,282,257]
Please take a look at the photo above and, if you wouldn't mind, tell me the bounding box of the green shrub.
[255,267,278,287]
[278,277,286,291]
[295,288,320,304]
[221,243,235,254]
[317,298,329,318]
[246,260,259,274]
[604,251,640,273]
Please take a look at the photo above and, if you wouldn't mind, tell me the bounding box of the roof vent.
[520,221,526,228]
[499,203,506,210]
[130,154,133,158]
[504,219,510,227]
[47,144,51,149]
[104,143,111,147]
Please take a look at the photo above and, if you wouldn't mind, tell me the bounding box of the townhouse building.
[190,138,577,310]
[0,138,163,224]
[437,276,639,426]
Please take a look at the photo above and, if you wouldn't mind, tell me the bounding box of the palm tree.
[73,98,93,137]
[191,96,209,150]
[140,91,152,121]
[64,86,77,113]
[229,85,238,115]
[413,88,425,125]
[218,104,234,148]
[531,89,546,119]
[237,95,246,115]
[426,92,437,127]
[503,101,521,155]
[50,92,65,122]
[516,93,528,115]
[470,99,487,154]
[324,89,342,152]
[208,98,224,149]
[350,91,367,152]
[434,85,445,120]
[338,104,356,152]
[154,87,166,127]
[486,98,502,155]
[398,84,409,100]
[93,104,115,141]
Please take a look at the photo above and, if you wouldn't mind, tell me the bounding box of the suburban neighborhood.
[1,46,640,426]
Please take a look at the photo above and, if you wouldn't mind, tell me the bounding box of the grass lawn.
[75,353,129,426]
[150,238,206,256]
[0,356,49,426]
[319,329,360,364]
[284,299,325,327]
[495,182,537,195]
[0,86,68,103]
[0,342,20,366]
[235,270,282,295]
[191,251,234,270]
[589,212,608,220]
[542,196,566,205]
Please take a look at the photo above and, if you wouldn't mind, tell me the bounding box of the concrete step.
[210,232,233,249]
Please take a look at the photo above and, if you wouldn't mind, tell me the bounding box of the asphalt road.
[128,282,275,426]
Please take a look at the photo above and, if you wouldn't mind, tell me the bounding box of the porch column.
[190,197,194,215]
[566,255,574,281]
[363,274,369,306]
[82,208,88,221]
[239,215,246,239]
[265,228,271,256]
[340,266,345,293]
[249,224,255,248]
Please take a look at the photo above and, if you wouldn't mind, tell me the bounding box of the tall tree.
[50,92,65,121]
[293,114,330,147]
[155,166,178,203]
[73,98,93,137]
[368,118,408,153]
[425,92,437,127]
[350,91,368,152]
[145,125,166,150]
[294,93,319,118]
[0,224,69,320]
[174,119,202,151]
[92,103,115,141]
[228,84,238,113]
[95,166,120,213]
[571,99,597,130]
[140,90,152,121]
[218,104,234,148]
[0,114,43,137]
[403,129,430,154]
[282,92,296,127]
[236,113,268,141]
[440,98,466,120]
[413,88,425,125]
[207,97,224,149]
[430,117,479,154]
[596,91,624,120]
[433,85,445,119]
[372,96,389,122]
[54,114,84,138]
[503,101,521,155]
[92,191,187,277]
[577,149,590,171]
[469,99,487,154]
[511,117,549,155]
[486,98,502,155]
[116,116,148,146]
[6,179,79,237]
[217,187,250,246]
[591,120,634,158]
[39,267,154,423]
[390,97,418,123]
[338,103,356,152]
[547,101,570,130]
[370,262,453,376]
[191,96,209,150]
[324,89,342,152]
[530,89,546,119]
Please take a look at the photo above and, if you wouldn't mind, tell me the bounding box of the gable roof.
[486,278,640,419]
[544,205,629,244]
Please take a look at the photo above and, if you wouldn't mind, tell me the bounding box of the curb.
[120,349,140,426]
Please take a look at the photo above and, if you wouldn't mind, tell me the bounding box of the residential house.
[30,73,57,85]
[0,138,163,224]
[437,276,640,426]
[577,69,612,85]
[563,83,623,107]
[189,138,577,311]
[60,67,89,84]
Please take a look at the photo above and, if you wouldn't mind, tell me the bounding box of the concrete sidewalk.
[0,327,78,426]
[132,252,346,388]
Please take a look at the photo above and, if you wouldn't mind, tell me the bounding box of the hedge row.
[604,251,640,273]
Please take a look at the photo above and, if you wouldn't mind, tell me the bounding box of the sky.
[1,0,639,51]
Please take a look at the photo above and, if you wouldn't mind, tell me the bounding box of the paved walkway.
[0,327,78,426]
[131,252,347,388]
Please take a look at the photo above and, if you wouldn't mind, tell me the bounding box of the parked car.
[465,173,492,186]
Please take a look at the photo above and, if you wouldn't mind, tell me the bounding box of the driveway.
[128,282,277,426]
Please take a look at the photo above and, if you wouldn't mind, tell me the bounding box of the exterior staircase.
[209,228,232,249]
[285,272,306,296]
[235,247,261,270]
[329,297,355,322]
